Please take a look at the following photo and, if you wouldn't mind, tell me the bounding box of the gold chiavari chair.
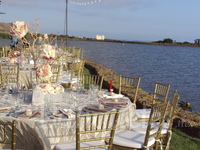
[0,74,9,90]
[110,101,169,150]
[50,64,61,83]
[0,120,17,150]
[55,110,119,150]
[136,81,170,121]
[119,75,141,104]
[160,90,180,150]
[0,64,20,84]
[131,90,180,149]
[2,47,11,57]
[0,51,4,58]
[82,74,104,90]
[70,59,85,82]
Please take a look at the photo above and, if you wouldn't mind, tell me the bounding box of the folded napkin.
[99,100,128,105]
[59,109,75,119]
[84,105,114,112]
[18,110,40,119]
[0,107,12,111]
[105,94,124,99]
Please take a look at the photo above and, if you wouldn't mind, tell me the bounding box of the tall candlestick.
[110,80,113,92]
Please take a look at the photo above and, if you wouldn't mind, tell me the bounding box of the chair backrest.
[2,47,11,57]
[167,90,180,131]
[0,64,20,84]
[0,51,4,57]
[0,120,17,150]
[0,74,9,90]
[70,59,85,82]
[76,110,119,150]
[143,101,169,149]
[82,74,104,90]
[22,49,31,58]
[50,64,61,83]
[152,81,170,104]
[119,75,141,104]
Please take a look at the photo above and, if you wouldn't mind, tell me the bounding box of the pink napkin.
[99,100,128,105]
[85,105,114,112]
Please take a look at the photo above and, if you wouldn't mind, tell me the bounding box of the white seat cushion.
[56,141,107,150]
[135,109,151,119]
[131,121,169,135]
[111,130,155,149]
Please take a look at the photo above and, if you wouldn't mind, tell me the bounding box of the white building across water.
[96,35,105,40]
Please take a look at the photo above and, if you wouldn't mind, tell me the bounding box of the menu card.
[32,89,44,105]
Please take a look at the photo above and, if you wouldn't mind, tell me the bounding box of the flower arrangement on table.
[40,44,56,61]
[7,57,18,63]
[9,19,65,69]
[7,50,28,64]
[10,20,28,39]
[35,84,64,95]
[36,63,53,82]
[8,50,21,57]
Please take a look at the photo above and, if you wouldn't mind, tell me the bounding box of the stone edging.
[84,58,200,138]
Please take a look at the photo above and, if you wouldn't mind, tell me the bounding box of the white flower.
[44,34,48,39]
[10,21,28,38]
[35,84,64,95]
[41,44,56,59]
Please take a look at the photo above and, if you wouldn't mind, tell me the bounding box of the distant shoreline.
[1,37,200,48]
[74,38,200,48]
[1,21,199,48]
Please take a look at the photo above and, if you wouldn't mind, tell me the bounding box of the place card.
[32,89,44,105]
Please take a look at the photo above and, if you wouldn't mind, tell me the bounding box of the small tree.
[163,38,173,43]
[183,41,190,44]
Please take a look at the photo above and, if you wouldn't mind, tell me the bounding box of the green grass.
[83,67,91,75]
[170,128,200,150]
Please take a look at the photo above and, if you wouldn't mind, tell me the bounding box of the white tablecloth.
[0,91,137,150]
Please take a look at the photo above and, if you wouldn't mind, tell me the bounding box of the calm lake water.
[1,39,200,112]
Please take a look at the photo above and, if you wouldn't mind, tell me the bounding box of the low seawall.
[84,58,200,138]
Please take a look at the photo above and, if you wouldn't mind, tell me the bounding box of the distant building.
[194,39,200,44]
[77,36,83,39]
[96,35,105,40]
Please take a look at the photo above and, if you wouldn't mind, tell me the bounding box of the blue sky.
[0,0,199,43]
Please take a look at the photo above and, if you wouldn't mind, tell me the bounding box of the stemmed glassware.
[88,84,99,104]
[43,95,54,118]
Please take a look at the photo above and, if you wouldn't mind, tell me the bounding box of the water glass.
[44,95,53,117]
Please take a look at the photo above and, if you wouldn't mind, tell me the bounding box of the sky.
[0,0,200,43]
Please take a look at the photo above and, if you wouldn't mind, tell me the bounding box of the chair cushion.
[135,109,151,119]
[111,130,155,149]
[131,121,169,135]
[55,140,107,150]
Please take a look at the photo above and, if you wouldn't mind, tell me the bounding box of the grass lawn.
[167,128,200,150]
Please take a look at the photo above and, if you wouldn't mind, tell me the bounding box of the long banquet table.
[0,89,137,150]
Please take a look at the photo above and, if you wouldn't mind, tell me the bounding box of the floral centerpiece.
[7,57,18,63]
[40,44,56,60]
[7,50,28,65]
[10,21,28,39]
[8,50,21,57]
[35,84,64,95]
[7,51,20,63]
[36,63,52,82]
